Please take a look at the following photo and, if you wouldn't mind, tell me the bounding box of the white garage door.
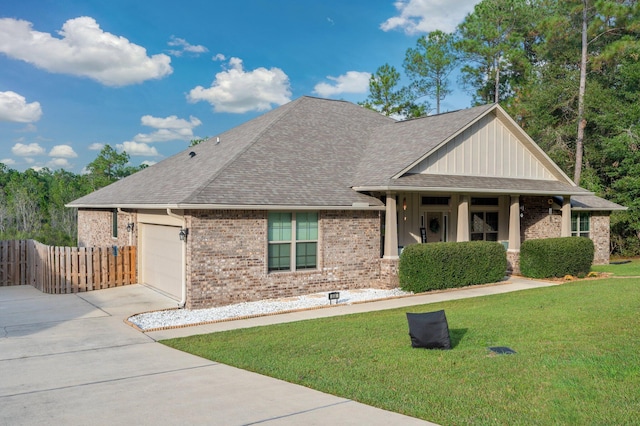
[141,224,182,299]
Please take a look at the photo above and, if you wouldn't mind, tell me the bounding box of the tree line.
[361,0,640,255]
[0,145,144,246]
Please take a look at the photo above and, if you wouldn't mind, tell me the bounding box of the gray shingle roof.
[374,174,591,195]
[69,97,393,208]
[68,96,623,212]
[571,195,626,211]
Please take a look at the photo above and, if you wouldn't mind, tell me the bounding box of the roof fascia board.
[392,104,498,179]
[352,185,593,197]
[67,203,385,211]
[572,206,627,211]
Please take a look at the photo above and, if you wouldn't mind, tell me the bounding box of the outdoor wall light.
[402,197,407,221]
[179,228,189,241]
[126,222,134,233]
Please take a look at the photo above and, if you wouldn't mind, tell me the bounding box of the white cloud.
[30,166,44,171]
[0,17,173,86]
[18,123,38,133]
[24,157,35,164]
[12,142,45,156]
[133,115,202,143]
[48,158,71,169]
[140,115,201,129]
[313,71,371,97]
[167,36,208,57]
[381,0,479,34]
[49,144,78,158]
[0,91,42,123]
[212,53,226,61]
[116,141,160,157]
[187,57,292,113]
[0,158,16,166]
[88,142,104,150]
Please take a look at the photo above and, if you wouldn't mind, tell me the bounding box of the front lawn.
[162,278,640,425]
[591,257,640,276]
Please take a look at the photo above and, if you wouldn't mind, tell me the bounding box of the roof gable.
[352,104,495,187]
[406,107,567,181]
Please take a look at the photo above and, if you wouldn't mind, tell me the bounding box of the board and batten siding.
[409,114,556,180]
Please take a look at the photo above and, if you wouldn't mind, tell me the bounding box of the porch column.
[561,195,571,237]
[384,192,399,259]
[508,195,521,250]
[456,195,470,242]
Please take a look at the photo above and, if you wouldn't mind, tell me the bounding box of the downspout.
[167,209,187,308]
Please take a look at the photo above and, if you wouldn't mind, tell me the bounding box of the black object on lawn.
[406,310,452,350]
[489,346,516,355]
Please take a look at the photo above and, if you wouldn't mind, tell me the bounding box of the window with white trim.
[268,212,318,272]
[571,212,590,238]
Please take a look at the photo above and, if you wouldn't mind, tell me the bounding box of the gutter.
[167,208,187,308]
[67,203,385,211]
[351,185,593,197]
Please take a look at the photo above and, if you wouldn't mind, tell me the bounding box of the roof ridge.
[181,98,304,203]
[399,102,496,123]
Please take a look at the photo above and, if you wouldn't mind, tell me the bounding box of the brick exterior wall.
[506,250,520,275]
[77,202,611,306]
[77,209,137,247]
[380,258,399,289]
[591,213,610,265]
[519,196,610,265]
[521,196,561,241]
[185,209,383,309]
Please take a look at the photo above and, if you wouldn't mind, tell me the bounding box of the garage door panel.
[141,224,182,299]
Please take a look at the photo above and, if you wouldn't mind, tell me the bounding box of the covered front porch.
[380,190,575,277]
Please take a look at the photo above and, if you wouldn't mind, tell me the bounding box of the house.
[68,96,625,308]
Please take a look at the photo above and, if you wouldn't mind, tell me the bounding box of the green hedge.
[520,237,594,278]
[398,241,507,293]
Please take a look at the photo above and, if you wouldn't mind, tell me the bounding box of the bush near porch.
[520,237,594,279]
[398,241,506,293]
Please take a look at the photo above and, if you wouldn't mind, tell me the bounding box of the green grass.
[162,279,640,425]
[591,258,640,276]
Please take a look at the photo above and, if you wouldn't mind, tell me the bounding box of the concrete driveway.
[0,285,432,425]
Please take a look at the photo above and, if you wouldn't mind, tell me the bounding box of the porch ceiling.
[354,173,592,196]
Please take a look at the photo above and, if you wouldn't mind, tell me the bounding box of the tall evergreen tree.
[403,30,458,114]
[456,0,536,104]
[359,64,427,118]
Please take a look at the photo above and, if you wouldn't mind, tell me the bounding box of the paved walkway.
[0,278,555,425]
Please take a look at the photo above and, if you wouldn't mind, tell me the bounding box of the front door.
[425,212,445,243]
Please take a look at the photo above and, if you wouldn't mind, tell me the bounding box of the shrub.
[398,241,507,293]
[520,237,594,279]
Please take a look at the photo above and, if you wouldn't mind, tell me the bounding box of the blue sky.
[0,0,480,173]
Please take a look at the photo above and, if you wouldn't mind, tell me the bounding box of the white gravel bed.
[129,288,412,330]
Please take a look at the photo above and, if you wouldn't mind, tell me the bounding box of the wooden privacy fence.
[0,240,136,294]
